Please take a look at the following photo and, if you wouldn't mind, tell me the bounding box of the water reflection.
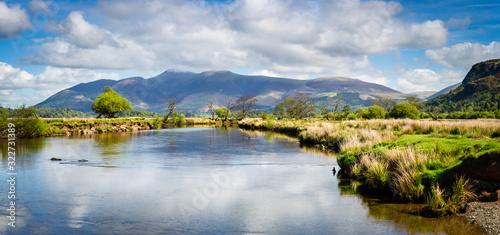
[0,127,484,234]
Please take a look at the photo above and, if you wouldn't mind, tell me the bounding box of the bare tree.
[224,97,233,122]
[324,97,342,120]
[164,98,179,122]
[232,95,257,119]
[207,98,216,120]
[319,97,333,115]
[373,97,396,112]
[288,93,316,119]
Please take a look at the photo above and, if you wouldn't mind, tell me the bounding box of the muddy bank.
[55,121,153,136]
[52,119,239,137]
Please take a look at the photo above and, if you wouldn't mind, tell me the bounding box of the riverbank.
[239,118,500,232]
[1,117,238,138]
[462,201,500,234]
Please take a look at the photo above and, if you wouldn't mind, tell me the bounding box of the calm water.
[0,127,484,234]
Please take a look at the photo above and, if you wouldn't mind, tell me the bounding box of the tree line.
[11,85,495,121]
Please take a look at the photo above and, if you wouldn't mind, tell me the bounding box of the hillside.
[426,83,460,100]
[36,70,403,113]
[425,59,500,112]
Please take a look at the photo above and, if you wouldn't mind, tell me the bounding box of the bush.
[260,114,268,120]
[421,112,431,119]
[362,105,386,119]
[389,103,420,119]
[150,117,163,129]
[325,112,336,120]
[6,105,49,138]
[178,114,186,124]
[346,113,357,120]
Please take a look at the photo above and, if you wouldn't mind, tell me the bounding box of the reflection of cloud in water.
[9,127,484,234]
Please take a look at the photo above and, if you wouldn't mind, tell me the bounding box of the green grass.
[392,135,500,160]
[239,118,500,215]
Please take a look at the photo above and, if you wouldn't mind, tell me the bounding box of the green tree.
[0,106,10,136]
[341,104,351,118]
[403,96,423,108]
[216,108,228,119]
[92,86,133,118]
[361,105,386,119]
[272,101,287,119]
[389,103,420,119]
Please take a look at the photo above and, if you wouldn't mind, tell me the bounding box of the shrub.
[177,114,186,124]
[389,103,420,119]
[347,113,357,120]
[8,105,49,138]
[260,114,268,120]
[362,105,386,119]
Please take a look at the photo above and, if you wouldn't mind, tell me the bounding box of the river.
[0,127,484,234]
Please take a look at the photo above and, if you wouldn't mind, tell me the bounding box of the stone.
[50,158,62,161]
[488,190,500,202]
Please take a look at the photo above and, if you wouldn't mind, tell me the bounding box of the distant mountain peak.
[36,69,404,113]
[316,76,360,82]
[166,69,193,73]
[199,70,234,76]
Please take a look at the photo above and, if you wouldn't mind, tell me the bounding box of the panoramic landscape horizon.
[1,0,500,234]
[0,0,499,108]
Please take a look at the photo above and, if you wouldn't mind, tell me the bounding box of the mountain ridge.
[425,59,500,112]
[36,70,407,113]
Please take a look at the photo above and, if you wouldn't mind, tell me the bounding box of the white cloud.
[396,68,464,93]
[35,66,120,89]
[28,0,448,83]
[0,62,120,106]
[426,41,500,69]
[0,62,35,89]
[28,0,54,15]
[0,2,31,38]
[45,11,113,49]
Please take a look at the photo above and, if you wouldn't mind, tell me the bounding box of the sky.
[0,0,499,107]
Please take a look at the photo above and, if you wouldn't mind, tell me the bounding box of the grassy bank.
[1,117,238,138]
[239,118,500,215]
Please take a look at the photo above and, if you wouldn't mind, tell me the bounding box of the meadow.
[239,118,500,216]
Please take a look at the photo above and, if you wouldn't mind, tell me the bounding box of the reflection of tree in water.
[93,132,144,160]
[1,138,47,168]
[239,129,337,158]
[337,178,484,235]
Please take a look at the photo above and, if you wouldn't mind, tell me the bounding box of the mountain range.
[36,70,410,113]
